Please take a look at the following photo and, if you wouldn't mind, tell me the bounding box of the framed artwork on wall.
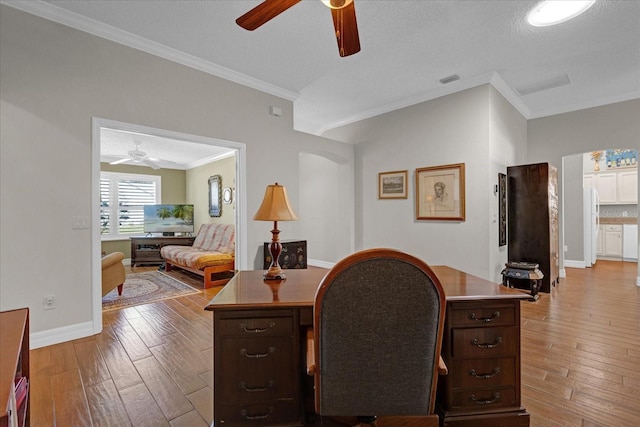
[209,175,222,217]
[415,163,465,221]
[499,172,507,246]
[378,170,408,199]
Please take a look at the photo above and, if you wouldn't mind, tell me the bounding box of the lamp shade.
[253,183,298,221]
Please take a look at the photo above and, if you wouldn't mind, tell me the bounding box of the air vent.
[439,74,460,84]
[516,74,571,96]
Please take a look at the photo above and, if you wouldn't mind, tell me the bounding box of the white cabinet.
[618,170,638,204]
[602,224,623,258]
[584,169,638,204]
[623,224,638,260]
[596,173,618,203]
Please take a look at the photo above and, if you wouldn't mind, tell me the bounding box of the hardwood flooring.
[520,260,640,427]
[28,261,639,426]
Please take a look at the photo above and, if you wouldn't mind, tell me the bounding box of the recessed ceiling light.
[527,0,596,27]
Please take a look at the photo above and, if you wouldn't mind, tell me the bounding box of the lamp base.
[263,270,286,280]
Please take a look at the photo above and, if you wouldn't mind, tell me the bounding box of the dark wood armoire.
[507,162,559,293]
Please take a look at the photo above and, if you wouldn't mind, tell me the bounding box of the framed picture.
[378,170,408,199]
[498,172,507,246]
[223,187,233,204]
[415,163,465,221]
[208,175,222,217]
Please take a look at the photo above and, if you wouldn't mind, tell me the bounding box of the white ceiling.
[99,128,234,170]
[5,0,640,164]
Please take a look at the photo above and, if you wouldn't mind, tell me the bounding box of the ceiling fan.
[236,0,361,57]
[109,142,161,169]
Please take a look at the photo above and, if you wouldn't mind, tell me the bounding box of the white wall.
[326,85,526,282]
[488,88,528,278]
[0,6,354,343]
[299,152,354,264]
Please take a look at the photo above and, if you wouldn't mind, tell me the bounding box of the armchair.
[102,251,126,297]
[306,248,446,424]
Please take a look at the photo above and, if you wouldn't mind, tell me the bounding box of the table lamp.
[254,183,298,280]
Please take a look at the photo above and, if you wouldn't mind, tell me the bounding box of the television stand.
[130,235,195,267]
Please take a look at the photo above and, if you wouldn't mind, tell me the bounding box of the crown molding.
[186,150,236,170]
[1,0,299,102]
[527,92,640,120]
[312,71,532,136]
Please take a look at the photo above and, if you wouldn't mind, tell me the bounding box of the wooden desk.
[206,267,530,427]
[1,308,30,427]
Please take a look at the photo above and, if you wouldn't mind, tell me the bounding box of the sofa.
[102,251,126,296]
[160,223,236,288]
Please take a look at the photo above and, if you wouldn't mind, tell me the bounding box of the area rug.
[160,268,206,289]
[102,271,200,311]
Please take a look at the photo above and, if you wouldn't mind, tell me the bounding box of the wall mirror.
[209,175,222,217]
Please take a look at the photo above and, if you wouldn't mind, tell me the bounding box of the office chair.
[306,248,447,425]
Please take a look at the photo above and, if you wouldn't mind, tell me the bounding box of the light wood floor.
[28,261,639,426]
[520,260,640,427]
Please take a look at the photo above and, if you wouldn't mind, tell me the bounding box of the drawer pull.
[471,336,502,348]
[239,380,274,392]
[469,367,501,379]
[240,321,276,333]
[468,311,500,322]
[470,392,501,405]
[240,407,274,420]
[240,347,276,358]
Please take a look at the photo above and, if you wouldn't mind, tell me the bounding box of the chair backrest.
[192,223,235,253]
[313,248,446,416]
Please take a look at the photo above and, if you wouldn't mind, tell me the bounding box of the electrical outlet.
[43,295,56,310]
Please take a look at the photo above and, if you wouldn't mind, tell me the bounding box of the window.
[100,172,161,240]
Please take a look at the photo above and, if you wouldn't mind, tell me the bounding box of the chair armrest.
[438,355,448,376]
[102,252,125,269]
[306,328,316,376]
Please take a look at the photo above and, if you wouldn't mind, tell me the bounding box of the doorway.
[91,117,247,334]
[562,148,638,271]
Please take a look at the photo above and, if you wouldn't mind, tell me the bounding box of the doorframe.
[91,117,247,334]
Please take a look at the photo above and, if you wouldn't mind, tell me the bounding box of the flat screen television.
[143,204,194,236]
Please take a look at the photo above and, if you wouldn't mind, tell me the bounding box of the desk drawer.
[449,303,516,327]
[217,401,300,427]
[452,327,516,358]
[451,386,517,411]
[451,357,516,388]
[219,337,294,403]
[219,316,293,337]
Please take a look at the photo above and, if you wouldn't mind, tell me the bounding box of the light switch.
[72,216,89,229]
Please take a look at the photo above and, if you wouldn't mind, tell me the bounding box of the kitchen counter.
[600,217,638,225]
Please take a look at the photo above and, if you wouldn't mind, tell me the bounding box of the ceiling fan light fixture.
[321,0,353,10]
[527,0,596,27]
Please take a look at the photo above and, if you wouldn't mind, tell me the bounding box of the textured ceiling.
[5,0,640,162]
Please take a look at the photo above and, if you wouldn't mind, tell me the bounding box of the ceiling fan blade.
[236,0,301,31]
[141,158,161,170]
[109,158,131,165]
[331,1,360,57]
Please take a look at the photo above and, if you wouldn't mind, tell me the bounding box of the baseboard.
[30,320,95,349]
[124,257,132,266]
[637,275,640,286]
[564,260,586,269]
[308,259,335,269]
